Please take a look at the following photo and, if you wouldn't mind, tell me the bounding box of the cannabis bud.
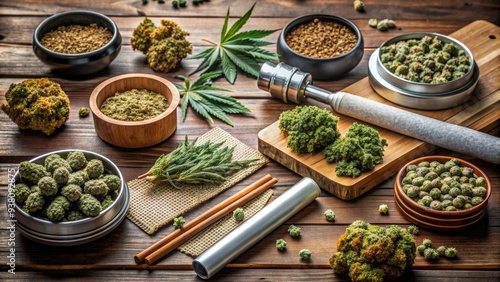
[299,249,311,260]
[353,0,364,11]
[173,216,186,229]
[79,107,90,117]
[131,18,193,72]
[368,18,377,28]
[324,209,336,222]
[233,208,244,222]
[288,224,302,237]
[378,204,389,214]
[276,239,287,251]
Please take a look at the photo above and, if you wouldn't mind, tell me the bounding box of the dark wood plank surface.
[0,0,499,280]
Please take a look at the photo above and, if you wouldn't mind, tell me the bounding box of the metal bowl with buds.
[368,33,479,110]
[9,149,130,246]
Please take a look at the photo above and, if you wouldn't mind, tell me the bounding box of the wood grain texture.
[0,0,499,280]
[258,20,500,199]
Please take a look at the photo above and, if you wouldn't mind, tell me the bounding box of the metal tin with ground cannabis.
[285,18,357,58]
[40,23,113,54]
[99,89,168,121]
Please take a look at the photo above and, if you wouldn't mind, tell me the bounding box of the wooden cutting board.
[258,20,500,200]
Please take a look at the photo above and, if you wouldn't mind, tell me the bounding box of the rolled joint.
[257,61,311,104]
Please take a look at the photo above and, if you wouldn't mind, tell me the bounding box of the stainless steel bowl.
[369,33,479,110]
[9,149,129,245]
[376,33,475,94]
[32,10,122,76]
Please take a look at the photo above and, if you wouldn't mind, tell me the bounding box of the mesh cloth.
[126,127,269,234]
[178,189,273,257]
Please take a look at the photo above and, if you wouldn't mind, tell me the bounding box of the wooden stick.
[134,174,274,264]
[143,177,278,265]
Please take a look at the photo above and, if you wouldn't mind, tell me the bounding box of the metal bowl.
[369,33,479,110]
[32,10,122,76]
[9,149,129,245]
[276,14,364,80]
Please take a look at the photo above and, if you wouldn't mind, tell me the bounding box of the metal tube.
[192,177,321,279]
[257,62,500,164]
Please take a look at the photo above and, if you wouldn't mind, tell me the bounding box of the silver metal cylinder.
[192,177,321,279]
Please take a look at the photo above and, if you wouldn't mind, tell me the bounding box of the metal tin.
[9,149,129,244]
[369,48,479,110]
[192,177,321,279]
[376,33,475,94]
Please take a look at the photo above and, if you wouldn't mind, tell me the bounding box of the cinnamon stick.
[134,174,275,264]
[143,177,278,265]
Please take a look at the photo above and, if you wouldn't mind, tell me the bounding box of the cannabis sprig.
[187,3,279,84]
[138,136,258,188]
[175,71,251,126]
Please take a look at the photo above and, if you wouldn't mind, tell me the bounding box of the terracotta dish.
[394,156,491,231]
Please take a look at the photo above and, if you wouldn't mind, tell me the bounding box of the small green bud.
[324,209,336,221]
[422,238,432,248]
[233,208,244,222]
[173,216,185,229]
[288,224,301,237]
[436,245,447,256]
[354,0,364,11]
[368,18,378,28]
[78,107,90,117]
[377,20,389,31]
[417,245,427,254]
[158,0,165,3]
[444,247,458,258]
[423,248,439,259]
[172,0,179,7]
[179,0,187,6]
[276,239,287,251]
[299,249,311,260]
[378,204,389,215]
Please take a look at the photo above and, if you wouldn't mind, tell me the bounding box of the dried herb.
[99,89,168,121]
[41,24,112,54]
[138,136,258,188]
[187,3,279,84]
[174,71,251,126]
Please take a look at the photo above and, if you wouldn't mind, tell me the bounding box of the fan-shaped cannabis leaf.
[186,3,279,84]
[174,71,251,126]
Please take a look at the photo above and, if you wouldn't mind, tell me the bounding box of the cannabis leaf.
[186,3,279,84]
[174,71,251,126]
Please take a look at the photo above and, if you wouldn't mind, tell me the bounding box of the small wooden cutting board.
[258,20,500,200]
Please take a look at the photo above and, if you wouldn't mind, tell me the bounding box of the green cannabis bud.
[444,247,458,258]
[79,107,90,117]
[368,18,377,28]
[131,18,192,72]
[288,224,302,237]
[378,204,389,214]
[324,209,336,222]
[276,239,287,251]
[354,0,364,11]
[299,249,311,260]
[173,216,186,229]
[407,225,419,235]
[233,208,244,222]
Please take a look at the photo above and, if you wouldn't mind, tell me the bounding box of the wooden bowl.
[90,74,179,148]
[394,156,491,232]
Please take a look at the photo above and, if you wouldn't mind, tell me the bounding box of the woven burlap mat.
[178,189,273,257]
[126,127,269,235]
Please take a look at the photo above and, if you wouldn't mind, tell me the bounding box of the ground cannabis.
[99,89,168,121]
[41,24,112,54]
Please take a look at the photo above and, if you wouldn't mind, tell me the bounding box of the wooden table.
[0,1,499,280]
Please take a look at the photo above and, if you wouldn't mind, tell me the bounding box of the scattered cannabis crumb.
[233,208,244,222]
[324,209,336,222]
[417,239,458,260]
[173,216,185,229]
[378,204,389,215]
[353,0,364,11]
[299,249,311,260]
[288,224,301,237]
[79,107,90,118]
[276,239,287,251]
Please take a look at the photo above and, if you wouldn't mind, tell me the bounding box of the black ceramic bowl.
[33,10,122,76]
[277,14,364,80]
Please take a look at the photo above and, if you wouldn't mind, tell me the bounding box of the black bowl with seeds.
[277,14,364,80]
[33,10,122,76]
